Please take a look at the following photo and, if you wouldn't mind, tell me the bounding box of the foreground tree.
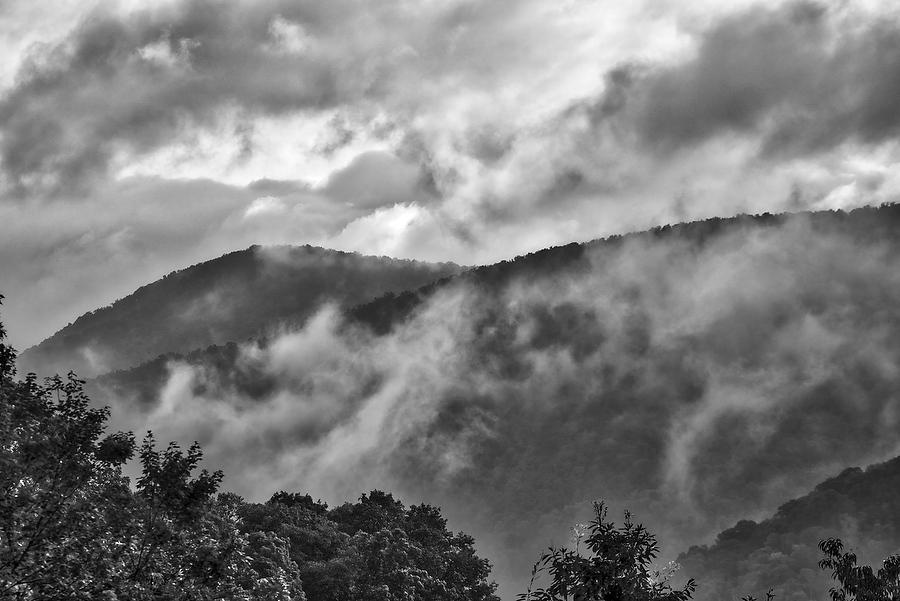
[0,301,135,598]
[819,538,900,601]
[0,297,303,600]
[519,501,696,601]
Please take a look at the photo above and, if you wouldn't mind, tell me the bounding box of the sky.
[3,0,900,348]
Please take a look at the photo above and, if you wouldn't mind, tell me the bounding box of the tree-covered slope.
[75,205,900,597]
[18,245,462,378]
[678,455,900,601]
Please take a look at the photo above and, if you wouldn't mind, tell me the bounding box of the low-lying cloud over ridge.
[91,207,900,598]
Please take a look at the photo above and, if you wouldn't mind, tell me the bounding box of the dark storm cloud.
[593,2,900,157]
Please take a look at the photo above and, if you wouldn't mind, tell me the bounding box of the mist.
[91,210,900,598]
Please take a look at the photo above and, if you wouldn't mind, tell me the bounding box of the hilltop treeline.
[349,204,900,334]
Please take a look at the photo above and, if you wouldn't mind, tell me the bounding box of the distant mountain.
[19,245,462,378]
[678,455,900,601]
[348,205,900,334]
[80,205,900,598]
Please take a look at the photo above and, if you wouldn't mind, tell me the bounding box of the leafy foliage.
[0,369,134,599]
[740,589,775,601]
[249,490,501,601]
[517,497,900,601]
[819,538,900,601]
[0,298,302,600]
[518,502,697,601]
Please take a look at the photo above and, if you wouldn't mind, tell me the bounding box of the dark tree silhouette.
[519,501,697,601]
[819,538,900,601]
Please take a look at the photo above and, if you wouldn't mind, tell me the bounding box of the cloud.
[322,151,431,209]
[0,1,343,194]
[8,0,900,391]
[0,175,370,349]
[587,2,900,158]
[90,208,900,598]
[243,195,286,218]
[0,0,587,193]
[5,0,900,206]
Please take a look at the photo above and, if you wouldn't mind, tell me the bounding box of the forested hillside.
[17,246,461,378]
[349,205,900,333]
[679,455,900,601]
[78,205,900,596]
[97,206,900,407]
[7,295,900,600]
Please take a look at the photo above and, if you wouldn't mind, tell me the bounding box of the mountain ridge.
[349,204,900,333]
[87,209,817,397]
[18,244,464,379]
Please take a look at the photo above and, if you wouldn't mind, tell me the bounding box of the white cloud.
[332,203,428,258]
[266,15,315,56]
[243,195,285,218]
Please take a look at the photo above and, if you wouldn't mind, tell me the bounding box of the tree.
[331,490,407,535]
[819,538,900,601]
[0,343,135,598]
[519,501,696,601]
[259,489,500,601]
[0,298,304,600]
[242,493,353,601]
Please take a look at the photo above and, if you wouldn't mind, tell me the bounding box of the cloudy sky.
[3,0,900,349]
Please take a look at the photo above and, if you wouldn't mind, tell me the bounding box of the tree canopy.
[518,502,696,601]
